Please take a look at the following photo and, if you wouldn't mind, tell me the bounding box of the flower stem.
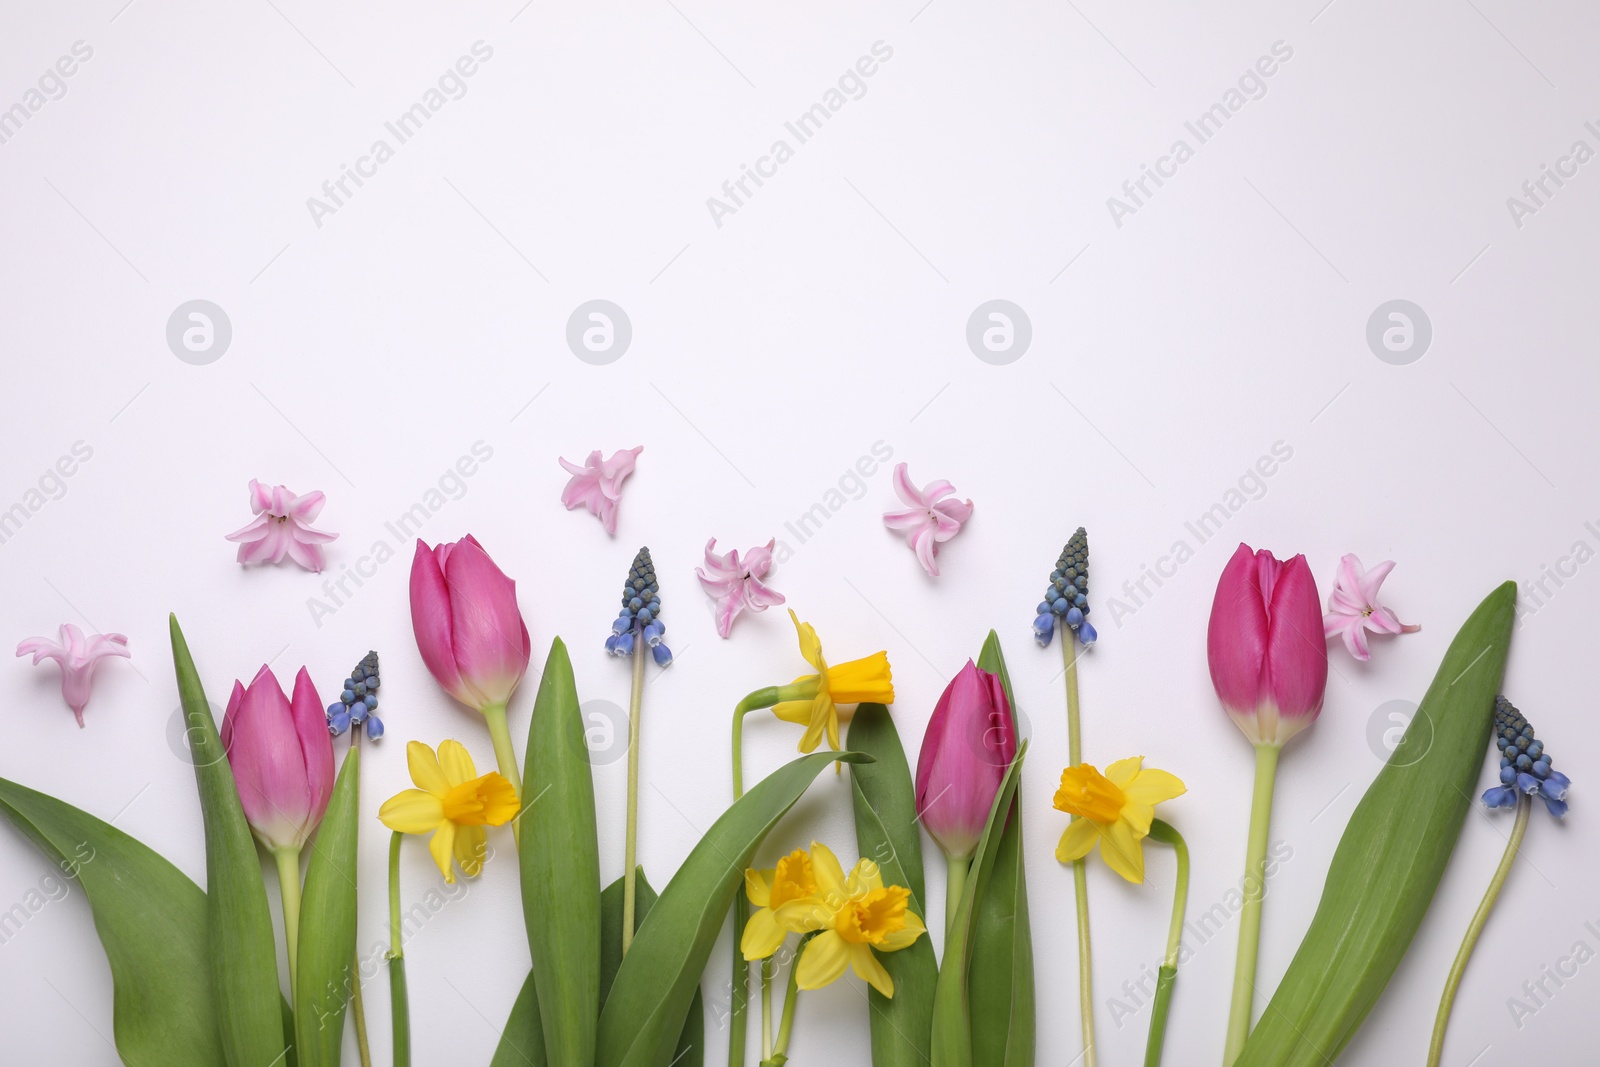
[347,729,374,1067]
[273,846,303,999]
[760,956,775,1060]
[481,701,523,837]
[944,852,970,941]
[728,685,786,1067]
[387,831,410,1067]
[1426,795,1530,1067]
[1143,819,1190,1067]
[1222,743,1280,1065]
[769,934,812,1065]
[622,625,647,957]
[1060,631,1096,1067]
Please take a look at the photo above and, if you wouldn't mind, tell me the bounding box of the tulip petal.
[290,668,335,828]
[1263,554,1329,724]
[409,540,468,704]
[1208,543,1271,715]
[443,538,530,708]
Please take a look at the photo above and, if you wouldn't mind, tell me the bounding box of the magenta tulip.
[915,660,1018,861]
[1207,542,1329,747]
[221,665,335,852]
[409,535,531,713]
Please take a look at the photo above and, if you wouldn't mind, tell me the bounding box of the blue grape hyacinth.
[1033,527,1096,648]
[605,546,672,667]
[1482,695,1568,817]
[326,650,383,740]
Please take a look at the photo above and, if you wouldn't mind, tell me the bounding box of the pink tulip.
[220,665,335,852]
[914,660,1018,860]
[16,624,130,728]
[1207,543,1329,746]
[409,535,531,712]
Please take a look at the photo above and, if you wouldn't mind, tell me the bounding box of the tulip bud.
[221,665,336,852]
[1207,543,1328,746]
[914,660,1018,860]
[409,535,532,712]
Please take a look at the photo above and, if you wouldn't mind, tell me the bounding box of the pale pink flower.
[1324,553,1421,662]
[225,479,338,572]
[696,538,785,638]
[16,624,130,727]
[882,463,974,577]
[559,446,643,536]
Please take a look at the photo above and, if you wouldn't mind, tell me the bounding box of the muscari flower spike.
[1033,527,1096,648]
[1482,695,1568,817]
[326,650,383,740]
[605,547,672,667]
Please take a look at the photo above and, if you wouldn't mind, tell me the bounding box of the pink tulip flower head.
[1324,554,1421,661]
[225,479,338,572]
[696,538,786,638]
[16,624,130,728]
[560,446,643,535]
[1207,543,1329,747]
[410,535,532,712]
[882,463,973,577]
[220,665,335,852]
[915,661,1018,860]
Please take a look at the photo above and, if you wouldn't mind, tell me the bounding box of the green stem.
[481,701,523,825]
[387,831,409,1067]
[1426,795,1530,1067]
[769,934,810,1064]
[728,685,785,1067]
[944,852,970,941]
[1144,820,1190,1067]
[348,728,374,1067]
[760,956,775,1059]
[273,846,303,999]
[1222,743,1280,1066]
[1061,631,1096,1067]
[622,627,647,956]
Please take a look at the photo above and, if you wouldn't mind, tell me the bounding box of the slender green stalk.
[273,846,303,997]
[1222,743,1281,1065]
[348,727,374,1067]
[387,831,410,1067]
[481,700,523,811]
[1061,632,1096,1067]
[768,934,812,1065]
[761,956,775,1060]
[728,685,786,1067]
[1426,795,1530,1067]
[944,853,970,940]
[1143,820,1190,1067]
[622,627,647,956]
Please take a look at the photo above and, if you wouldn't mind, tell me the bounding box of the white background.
[1,1,1596,1064]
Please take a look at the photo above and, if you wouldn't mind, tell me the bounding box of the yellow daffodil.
[741,848,822,960]
[771,610,895,752]
[747,841,925,997]
[379,740,519,884]
[1053,757,1185,883]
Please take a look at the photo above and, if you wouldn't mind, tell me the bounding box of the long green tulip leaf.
[602,869,703,1067]
[1236,581,1517,1066]
[520,637,601,1067]
[970,631,1036,1067]
[296,745,362,1066]
[489,971,548,1067]
[597,749,871,1067]
[846,703,936,1067]
[930,739,1027,1067]
[170,614,289,1067]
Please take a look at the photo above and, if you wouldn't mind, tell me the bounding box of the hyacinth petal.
[932,496,974,524]
[881,508,928,532]
[1263,554,1328,723]
[284,536,327,573]
[223,514,271,544]
[441,537,530,708]
[1207,543,1271,715]
[744,574,786,609]
[890,462,927,508]
[911,524,941,577]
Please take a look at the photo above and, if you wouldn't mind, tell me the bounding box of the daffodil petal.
[378,789,444,834]
[850,944,895,998]
[429,821,459,884]
[745,868,774,908]
[1099,817,1146,883]
[772,699,814,726]
[740,907,788,961]
[1055,818,1099,863]
[1120,800,1155,836]
[773,897,830,933]
[789,610,826,673]
[846,858,884,896]
[879,909,926,952]
[454,823,488,877]
[1104,756,1143,788]
[796,931,851,990]
[406,740,451,798]
[1123,767,1187,807]
[437,739,479,788]
[799,710,827,754]
[810,842,847,897]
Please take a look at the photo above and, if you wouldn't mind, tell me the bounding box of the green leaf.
[597,749,871,1067]
[930,739,1027,1067]
[1236,582,1517,1066]
[520,638,601,1067]
[296,745,361,1066]
[0,777,228,1066]
[489,971,547,1067]
[969,631,1035,1067]
[846,703,936,1067]
[601,869,703,1067]
[170,614,289,1067]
